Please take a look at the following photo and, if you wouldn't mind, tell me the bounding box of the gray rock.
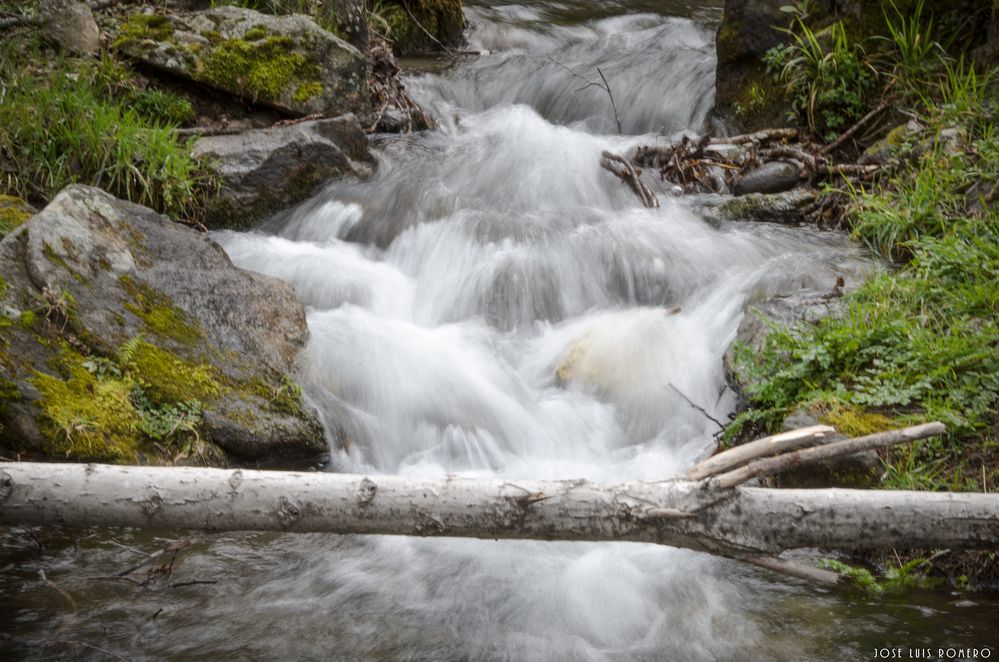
[732,160,801,195]
[193,114,374,229]
[769,409,881,489]
[41,0,101,55]
[697,188,817,225]
[113,6,370,120]
[0,185,325,465]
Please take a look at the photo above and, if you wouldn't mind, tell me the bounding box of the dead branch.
[685,425,836,480]
[600,151,659,208]
[821,100,892,155]
[38,569,78,612]
[710,422,946,489]
[717,128,799,145]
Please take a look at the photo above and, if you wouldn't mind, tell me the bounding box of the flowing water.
[2,2,998,660]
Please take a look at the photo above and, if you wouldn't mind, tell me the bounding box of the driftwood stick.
[821,100,892,155]
[742,556,841,585]
[717,128,798,145]
[600,151,659,208]
[710,422,946,489]
[684,425,836,480]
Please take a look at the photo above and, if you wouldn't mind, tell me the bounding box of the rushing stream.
[2,1,998,660]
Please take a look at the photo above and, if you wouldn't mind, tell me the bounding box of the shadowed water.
[2,1,997,660]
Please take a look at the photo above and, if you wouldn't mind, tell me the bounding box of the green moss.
[114,13,175,50]
[125,340,222,404]
[18,310,37,328]
[119,275,204,345]
[0,195,32,237]
[41,242,86,284]
[200,34,322,104]
[234,373,307,418]
[30,344,142,462]
[819,404,896,437]
[293,81,323,103]
[244,25,269,41]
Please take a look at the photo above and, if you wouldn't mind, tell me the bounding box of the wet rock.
[765,409,881,489]
[113,6,370,120]
[697,188,817,225]
[193,114,374,229]
[380,0,465,55]
[0,185,326,466]
[732,160,801,196]
[40,0,101,55]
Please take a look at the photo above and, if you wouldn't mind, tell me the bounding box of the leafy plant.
[873,0,946,94]
[821,556,944,594]
[766,19,876,140]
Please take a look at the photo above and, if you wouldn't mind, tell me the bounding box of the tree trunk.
[3,423,995,584]
[2,461,996,554]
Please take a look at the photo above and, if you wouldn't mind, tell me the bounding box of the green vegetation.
[0,195,33,237]
[0,40,213,223]
[731,6,999,492]
[28,337,213,462]
[821,556,943,594]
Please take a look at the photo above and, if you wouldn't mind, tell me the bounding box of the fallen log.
[2,422,997,586]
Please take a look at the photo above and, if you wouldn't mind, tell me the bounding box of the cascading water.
[3,2,997,660]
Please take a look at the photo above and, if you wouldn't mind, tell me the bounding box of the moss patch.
[124,339,222,404]
[199,34,322,103]
[114,13,175,50]
[0,195,32,237]
[30,344,143,462]
[119,274,204,345]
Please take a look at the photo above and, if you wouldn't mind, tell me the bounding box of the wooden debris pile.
[600,127,884,225]
[368,43,435,134]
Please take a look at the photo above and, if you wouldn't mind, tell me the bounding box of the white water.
[202,5,877,660]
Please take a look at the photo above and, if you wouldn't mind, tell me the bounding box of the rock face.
[696,188,817,225]
[41,0,101,55]
[381,0,465,55]
[193,114,374,229]
[113,6,370,120]
[0,186,326,466]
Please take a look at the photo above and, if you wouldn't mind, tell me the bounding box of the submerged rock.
[0,186,325,466]
[113,6,370,120]
[41,0,101,55]
[732,160,800,195]
[193,114,374,229]
[697,188,817,225]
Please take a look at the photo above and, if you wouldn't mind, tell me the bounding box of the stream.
[2,1,998,660]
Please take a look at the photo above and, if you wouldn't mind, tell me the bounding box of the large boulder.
[193,114,374,229]
[113,6,371,120]
[40,0,102,55]
[0,185,326,466]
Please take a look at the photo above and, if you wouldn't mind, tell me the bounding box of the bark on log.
[2,461,997,561]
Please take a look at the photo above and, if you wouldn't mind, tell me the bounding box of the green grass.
[0,43,212,223]
[728,72,999,490]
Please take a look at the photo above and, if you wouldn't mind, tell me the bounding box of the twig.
[667,382,724,430]
[548,58,623,135]
[600,151,659,208]
[821,100,892,155]
[710,422,946,489]
[170,579,219,588]
[50,640,132,661]
[38,569,78,612]
[116,539,190,577]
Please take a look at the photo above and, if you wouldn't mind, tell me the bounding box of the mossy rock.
[0,185,325,466]
[113,7,370,120]
[191,114,374,230]
[381,0,465,56]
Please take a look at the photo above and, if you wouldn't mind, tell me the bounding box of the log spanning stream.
[2,1,998,659]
